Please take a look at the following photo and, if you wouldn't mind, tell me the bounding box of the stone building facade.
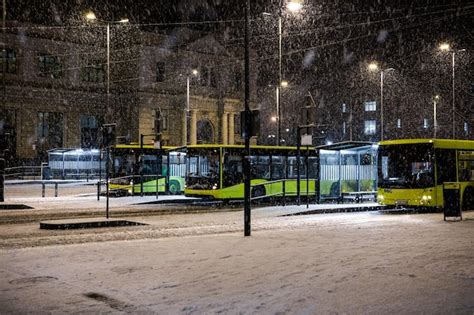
[1,24,248,165]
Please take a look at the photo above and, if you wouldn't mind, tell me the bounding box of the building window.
[364,101,377,112]
[396,118,401,129]
[234,114,241,135]
[80,115,99,148]
[342,121,346,134]
[0,48,17,74]
[364,120,376,135]
[234,71,242,91]
[201,66,210,86]
[156,62,165,82]
[423,118,429,129]
[153,109,168,132]
[38,54,62,78]
[37,112,63,149]
[81,60,105,83]
[342,103,347,113]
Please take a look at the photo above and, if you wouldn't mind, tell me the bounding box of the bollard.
[42,183,45,198]
[55,183,58,197]
[97,181,100,201]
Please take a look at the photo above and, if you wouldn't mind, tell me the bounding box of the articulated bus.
[109,144,186,195]
[377,139,474,210]
[183,144,318,200]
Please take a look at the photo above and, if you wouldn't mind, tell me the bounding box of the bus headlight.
[377,195,384,203]
[421,195,432,204]
[212,184,218,190]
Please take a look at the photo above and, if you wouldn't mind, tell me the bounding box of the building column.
[190,109,197,145]
[222,112,228,144]
[228,112,235,145]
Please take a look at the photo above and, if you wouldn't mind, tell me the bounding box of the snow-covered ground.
[1,210,473,314]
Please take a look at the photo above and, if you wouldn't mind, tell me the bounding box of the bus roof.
[174,144,316,151]
[379,138,474,149]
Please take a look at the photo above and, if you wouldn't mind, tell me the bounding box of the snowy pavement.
[1,211,473,314]
[1,181,473,313]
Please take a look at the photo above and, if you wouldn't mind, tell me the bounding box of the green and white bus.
[109,144,186,195]
[183,144,318,200]
[377,139,474,210]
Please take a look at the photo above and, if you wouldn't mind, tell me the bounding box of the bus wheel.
[252,186,265,198]
[462,187,474,211]
[169,181,180,195]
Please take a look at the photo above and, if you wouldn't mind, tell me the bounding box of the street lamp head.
[439,43,450,51]
[280,80,289,88]
[118,18,129,23]
[368,63,378,71]
[271,116,277,122]
[287,0,303,12]
[84,11,97,21]
[192,69,199,75]
[434,95,440,100]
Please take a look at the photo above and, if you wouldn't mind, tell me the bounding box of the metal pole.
[106,147,110,219]
[277,7,282,146]
[106,23,110,96]
[2,0,6,119]
[244,0,251,236]
[140,134,144,196]
[296,126,301,206]
[380,70,384,141]
[276,86,280,144]
[185,76,190,146]
[434,99,437,138]
[452,51,455,139]
[306,146,309,208]
[98,150,101,200]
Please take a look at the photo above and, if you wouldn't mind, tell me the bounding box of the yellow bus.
[377,139,474,210]
[183,144,318,200]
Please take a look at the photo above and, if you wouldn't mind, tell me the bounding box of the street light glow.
[434,95,440,100]
[271,116,277,122]
[281,80,288,87]
[84,11,97,21]
[368,63,378,71]
[118,18,129,23]
[192,69,198,75]
[439,43,450,51]
[287,0,303,12]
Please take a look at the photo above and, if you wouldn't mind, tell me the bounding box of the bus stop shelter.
[315,141,378,203]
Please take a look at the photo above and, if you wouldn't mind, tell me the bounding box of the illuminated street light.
[84,11,97,21]
[438,42,466,139]
[287,0,303,12]
[280,80,289,88]
[368,63,395,141]
[264,1,302,145]
[271,116,277,122]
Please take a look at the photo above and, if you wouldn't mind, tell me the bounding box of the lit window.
[364,120,376,135]
[364,101,377,111]
[423,118,429,129]
[342,103,347,113]
[396,119,401,129]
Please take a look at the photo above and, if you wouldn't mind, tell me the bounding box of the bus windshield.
[186,148,220,190]
[378,143,434,189]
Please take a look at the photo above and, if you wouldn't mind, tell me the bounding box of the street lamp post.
[270,1,301,145]
[439,43,466,139]
[433,95,439,138]
[85,12,129,118]
[184,69,198,146]
[368,63,394,141]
